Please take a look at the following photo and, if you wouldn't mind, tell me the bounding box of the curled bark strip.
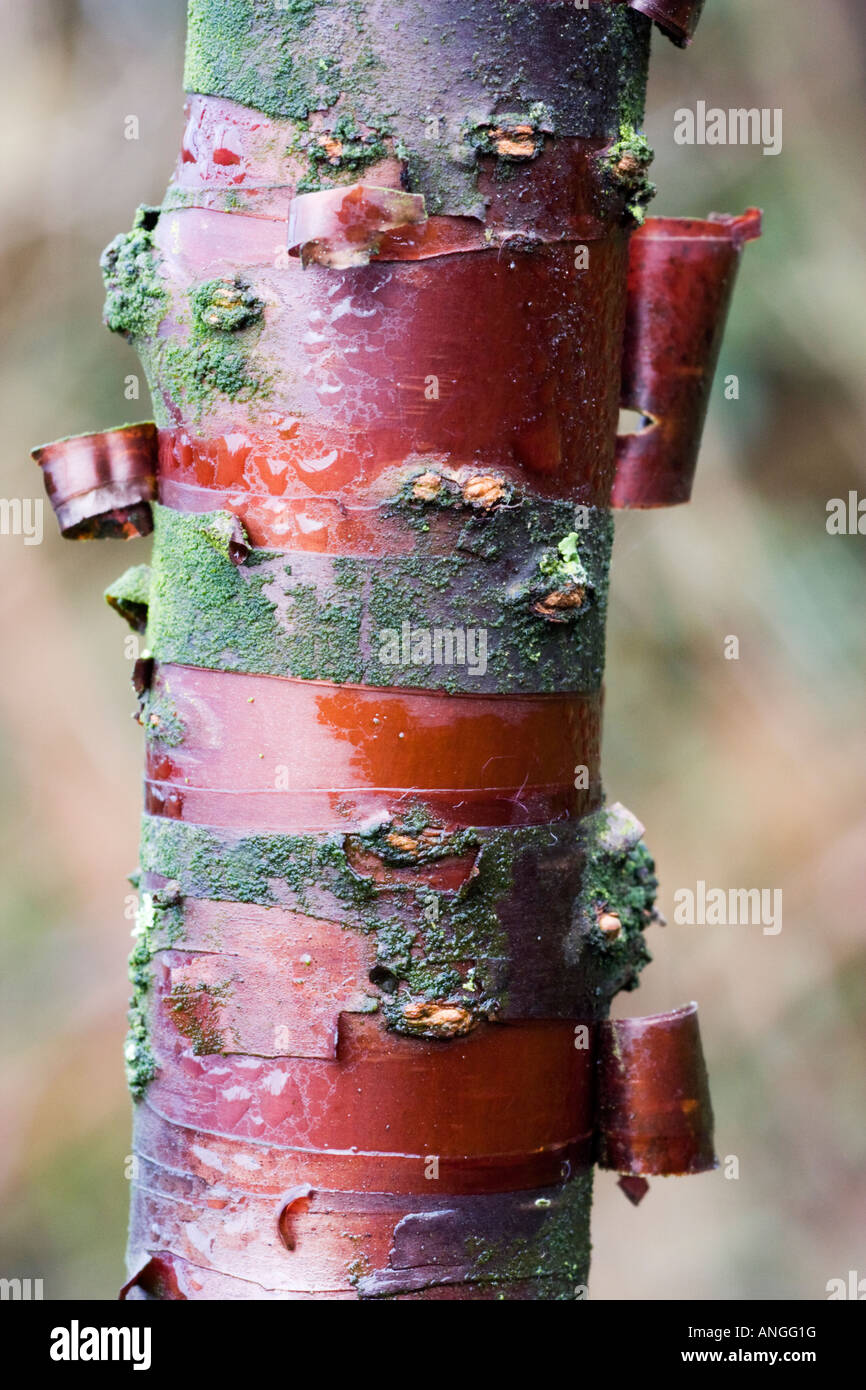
[628,0,706,47]
[277,1186,314,1252]
[119,1253,187,1301]
[32,423,158,540]
[132,656,155,698]
[288,185,427,268]
[612,211,762,508]
[226,515,250,565]
[596,1003,716,1175]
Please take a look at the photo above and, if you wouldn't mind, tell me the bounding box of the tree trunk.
[32,0,758,1301]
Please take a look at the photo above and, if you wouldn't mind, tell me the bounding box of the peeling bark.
[31,0,757,1300]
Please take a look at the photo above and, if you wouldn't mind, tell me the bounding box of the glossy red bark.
[145,664,602,832]
[613,211,762,508]
[152,205,630,527]
[596,1003,716,1175]
[32,423,157,539]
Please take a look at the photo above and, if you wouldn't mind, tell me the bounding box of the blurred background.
[0,0,863,1300]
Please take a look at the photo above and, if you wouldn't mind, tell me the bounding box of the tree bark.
[32,0,756,1301]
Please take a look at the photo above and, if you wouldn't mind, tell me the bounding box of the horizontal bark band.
[182,0,650,223]
[134,805,655,1041]
[121,1249,583,1301]
[145,782,588,833]
[143,892,596,1062]
[168,135,630,247]
[155,416,622,518]
[126,1166,591,1296]
[132,1098,590,1199]
[146,1012,595,1162]
[164,186,615,249]
[150,211,628,484]
[155,479,558,559]
[144,503,611,697]
[144,663,601,833]
[156,479,614,562]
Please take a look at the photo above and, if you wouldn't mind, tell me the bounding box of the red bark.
[30,0,757,1300]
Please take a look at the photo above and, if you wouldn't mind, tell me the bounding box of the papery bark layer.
[32,0,754,1300]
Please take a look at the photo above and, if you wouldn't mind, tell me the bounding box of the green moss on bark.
[140,680,188,750]
[101,207,168,342]
[147,501,612,694]
[105,565,152,633]
[191,277,265,333]
[137,815,565,1035]
[601,123,656,225]
[182,0,651,215]
[162,338,269,411]
[147,505,366,686]
[575,805,659,988]
[185,0,328,121]
[465,1172,593,1296]
[168,980,234,1056]
[102,211,270,419]
[125,894,160,1099]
